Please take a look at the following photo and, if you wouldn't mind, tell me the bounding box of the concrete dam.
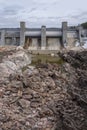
[0,21,87,50]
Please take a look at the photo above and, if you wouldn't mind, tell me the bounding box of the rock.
[11,81,23,89]
[51,53,55,57]
[23,68,34,77]
[0,49,31,81]
[0,49,87,130]
[0,62,17,80]
[0,89,4,97]
[18,99,30,108]
[16,46,24,51]
[17,90,23,97]
[6,50,31,69]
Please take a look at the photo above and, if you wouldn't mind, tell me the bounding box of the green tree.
[81,22,87,29]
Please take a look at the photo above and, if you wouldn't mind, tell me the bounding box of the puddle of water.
[31,54,64,65]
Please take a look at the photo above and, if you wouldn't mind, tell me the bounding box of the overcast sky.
[0,0,87,27]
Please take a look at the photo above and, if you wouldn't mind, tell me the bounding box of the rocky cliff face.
[0,48,87,130]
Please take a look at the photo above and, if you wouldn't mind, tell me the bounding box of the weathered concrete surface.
[20,22,25,46]
[29,38,39,50]
[47,38,61,50]
[0,30,5,46]
[62,22,67,47]
[5,38,12,45]
[67,37,77,47]
[41,26,46,50]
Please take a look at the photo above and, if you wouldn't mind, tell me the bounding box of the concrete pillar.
[78,25,82,46]
[41,26,46,50]
[12,36,16,45]
[20,21,25,46]
[1,30,5,46]
[62,22,67,47]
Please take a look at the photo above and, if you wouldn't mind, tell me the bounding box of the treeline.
[81,22,87,29]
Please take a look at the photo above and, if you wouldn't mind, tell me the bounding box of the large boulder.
[3,50,31,69]
[0,50,31,81]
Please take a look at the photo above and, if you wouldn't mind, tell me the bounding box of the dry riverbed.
[0,46,87,130]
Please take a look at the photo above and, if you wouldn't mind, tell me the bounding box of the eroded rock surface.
[0,49,87,130]
[0,48,31,82]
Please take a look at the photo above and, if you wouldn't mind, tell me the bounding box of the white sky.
[0,0,87,27]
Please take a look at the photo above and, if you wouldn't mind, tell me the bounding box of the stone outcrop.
[0,48,31,82]
[0,49,87,130]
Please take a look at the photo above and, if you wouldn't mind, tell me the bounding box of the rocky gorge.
[0,47,87,130]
